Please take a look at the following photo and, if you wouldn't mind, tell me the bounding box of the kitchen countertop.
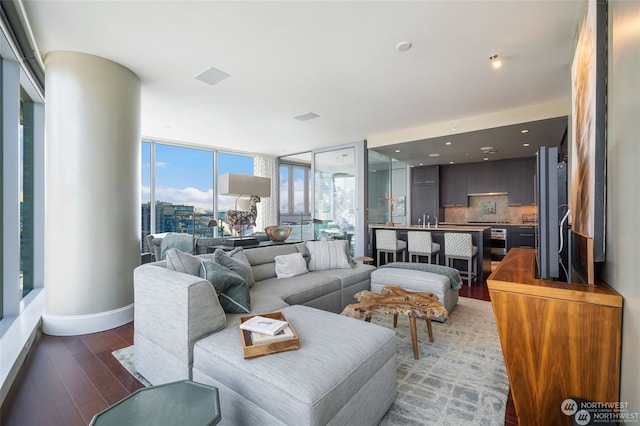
[440,222,538,226]
[369,224,491,231]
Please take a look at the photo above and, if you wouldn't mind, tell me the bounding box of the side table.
[341,285,448,360]
[89,380,221,426]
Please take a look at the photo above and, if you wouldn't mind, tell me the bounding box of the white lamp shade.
[219,173,271,197]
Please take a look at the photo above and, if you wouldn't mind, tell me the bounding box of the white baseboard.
[42,303,134,336]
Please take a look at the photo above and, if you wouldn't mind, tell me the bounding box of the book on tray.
[251,325,295,345]
[239,315,289,336]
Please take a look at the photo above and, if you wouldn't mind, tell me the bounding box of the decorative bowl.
[264,226,292,242]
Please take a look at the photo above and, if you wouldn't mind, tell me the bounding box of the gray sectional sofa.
[133,242,397,425]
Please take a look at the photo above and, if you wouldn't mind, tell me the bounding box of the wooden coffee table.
[342,285,448,359]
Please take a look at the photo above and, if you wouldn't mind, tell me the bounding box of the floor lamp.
[219,173,271,247]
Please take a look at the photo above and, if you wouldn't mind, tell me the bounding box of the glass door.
[313,143,364,256]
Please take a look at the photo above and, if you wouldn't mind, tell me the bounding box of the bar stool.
[375,229,407,265]
[444,233,477,286]
[407,231,440,264]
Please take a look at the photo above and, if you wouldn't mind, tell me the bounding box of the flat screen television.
[535,146,569,280]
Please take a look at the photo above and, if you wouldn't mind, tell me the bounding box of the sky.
[141,142,254,212]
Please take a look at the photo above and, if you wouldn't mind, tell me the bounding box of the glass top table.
[90,380,220,426]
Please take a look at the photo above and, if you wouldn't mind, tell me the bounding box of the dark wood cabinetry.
[507,157,536,205]
[440,164,468,207]
[438,157,536,208]
[488,249,622,426]
[466,160,508,195]
[509,225,536,249]
[411,166,439,224]
[411,165,438,185]
[411,181,440,224]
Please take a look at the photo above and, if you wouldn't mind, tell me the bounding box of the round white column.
[43,51,141,336]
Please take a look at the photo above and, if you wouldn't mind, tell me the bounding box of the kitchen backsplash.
[444,195,536,224]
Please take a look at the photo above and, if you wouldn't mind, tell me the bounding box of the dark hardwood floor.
[2,279,518,426]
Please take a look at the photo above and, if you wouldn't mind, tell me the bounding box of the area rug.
[375,296,509,426]
[113,297,508,426]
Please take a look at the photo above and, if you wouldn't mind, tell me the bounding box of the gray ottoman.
[371,267,459,319]
[192,305,397,425]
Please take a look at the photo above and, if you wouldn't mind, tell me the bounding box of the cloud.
[154,186,214,212]
[155,161,169,168]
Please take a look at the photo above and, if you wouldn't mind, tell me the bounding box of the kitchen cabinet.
[507,157,536,205]
[411,165,439,185]
[440,164,468,207]
[411,183,439,225]
[411,165,439,225]
[467,161,508,195]
[509,225,536,249]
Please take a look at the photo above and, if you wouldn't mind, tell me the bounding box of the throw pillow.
[212,247,256,288]
[165,248,202,276]
[160,233,194,260]
[274,253,309,279]
[200,259,251,314]
[305,240,353,271]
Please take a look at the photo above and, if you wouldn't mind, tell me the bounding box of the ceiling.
[373,116,568,167]
[22,1,582,164]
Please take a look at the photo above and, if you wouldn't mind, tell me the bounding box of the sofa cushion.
[306,240,353,271]
[212,247,256,288]
[251,273,341,307]
[165,248,202,276]
[200,259,250,314]
[192,305,396,426]
[274,253,308,279]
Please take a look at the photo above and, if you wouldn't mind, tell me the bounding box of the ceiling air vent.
[195,66,230,86]
[294,112,320,122]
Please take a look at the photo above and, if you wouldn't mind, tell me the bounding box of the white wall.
[43,51,141,335]
[603,0,640,412]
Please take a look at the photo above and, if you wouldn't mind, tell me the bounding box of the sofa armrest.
[134,263,226,382]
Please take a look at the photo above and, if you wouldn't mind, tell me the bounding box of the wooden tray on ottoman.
[239,311,300,359]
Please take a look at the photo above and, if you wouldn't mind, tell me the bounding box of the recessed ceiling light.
[419,163,424,166]
[429,153,440,157]
[464,153,470,156]
[395,149,401,153]
[294,112,320,121]
[523,143,530,147]
[396,41,412,52]
[480,146,494,151]
[195,66,230,86]
[489,54,502,69]
[484,157,489,161]
[449,161,455,164]
[445,141,452,146]
[521,129,529,134]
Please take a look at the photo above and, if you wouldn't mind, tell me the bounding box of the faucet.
[434,215,439,228]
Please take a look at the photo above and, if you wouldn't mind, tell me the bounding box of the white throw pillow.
[274,253,309,279]
[306,240,353,271]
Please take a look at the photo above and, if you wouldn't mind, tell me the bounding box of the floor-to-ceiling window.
[0,28,45,322]
[140,141,152,251]
[217,152,254,235]
[279,160,312,241]
[314,147,357,255]
[141,142,255,249]
[19,96,34,297]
